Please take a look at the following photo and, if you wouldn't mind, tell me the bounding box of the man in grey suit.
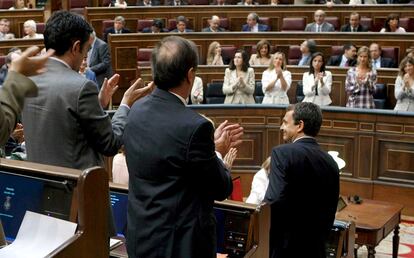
[305,10,335,32]
[88,32,113,88]
[22,11,152,173]
[0,46,53,145]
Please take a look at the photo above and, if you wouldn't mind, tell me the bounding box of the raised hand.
[223,147,237,170]
[99,74,120,108]
[121,78,155,108]
[10,46,55,77]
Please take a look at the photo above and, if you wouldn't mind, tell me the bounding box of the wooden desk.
[336,199,403,258]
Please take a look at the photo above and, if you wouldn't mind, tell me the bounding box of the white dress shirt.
[261,69,292,104]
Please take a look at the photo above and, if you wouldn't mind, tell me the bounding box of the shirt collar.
[50,57,71,69]
[169,91,187,105]
[293,135,314,143]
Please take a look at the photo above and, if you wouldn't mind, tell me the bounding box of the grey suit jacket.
[22,58,128,170]
[89,38,113,88]
[0,71,37,145]
[305,22,335,32]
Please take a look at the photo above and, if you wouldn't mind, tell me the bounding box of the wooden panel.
[373,183,414,217]
[0,39,44,56]
[358,136,374,179]
[378,140,414,183]
[340,179,374,200]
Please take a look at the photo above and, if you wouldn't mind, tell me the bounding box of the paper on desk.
[0,211,77,258]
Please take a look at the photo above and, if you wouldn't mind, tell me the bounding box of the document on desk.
[0,211,77,258]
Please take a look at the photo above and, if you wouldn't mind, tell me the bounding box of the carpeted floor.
[357,221,414,258]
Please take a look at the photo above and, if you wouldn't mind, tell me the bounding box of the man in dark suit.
[124,36,243,258]
[264,102,340,258]
[136,0,160,5]
[340,12,368,32]
[171,16,194,33]
[242,13,269,32]
[304,10,335,32]
[327,43,357,67]
[142,19,168,33]
[369,43,396,68]
[103,16,131,42]
[202,15,225,32]
[88,32,113,88]
[164,0,187,5]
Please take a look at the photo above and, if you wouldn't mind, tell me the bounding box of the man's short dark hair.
[343,43,356,53]
[287,102,322,137]
[176,16,187,24]
[152,19,164,29]
[151,36,198,90]
[44,11,93,56]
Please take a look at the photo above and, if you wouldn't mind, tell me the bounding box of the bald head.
[152,36,198,90]
[314,10,325,25]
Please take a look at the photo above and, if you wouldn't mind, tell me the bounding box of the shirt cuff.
[215,151,223,161]
[120,103,130,110]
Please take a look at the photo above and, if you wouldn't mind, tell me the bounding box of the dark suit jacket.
[340,24,368,32]
[171,28,194,33]
[124,88,232,258]
[202,26,225,32]
[264,138,340,258]
[136,0,160,5]
[378,57,396,68]
[103,27,131,42]
[164,0,188,5]
[327,55,356,67]
[242,23,269,32]
[89,38,113,87]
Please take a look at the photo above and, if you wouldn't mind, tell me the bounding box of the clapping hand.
[121,78,155,108]
[214,120,244,156]
[99,74,120,108]
[223,148,238,170]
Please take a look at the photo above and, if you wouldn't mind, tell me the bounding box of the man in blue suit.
[124,36,243,258]
[241,12,269,32]
[265,102,340,258]
[171,16,194,33]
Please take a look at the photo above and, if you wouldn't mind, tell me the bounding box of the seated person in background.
[0,19,15,40]
[165,0,188,5]
[136,0,160,5]
[88,32,113,88]
[369,43,395,68]
[79,57,98,86]
[298,39,317,66]
[305,10,335,32]
[5,123,25,157]
[237,0,259,5]
[206,41,224,65]
[9,0,28,9]
[222,49,256,104]
[210,0,227,4]
[340,12,368,32]
[171,16,193,33]
[327,43,357,67]
[0,48,21,86]
[261,52,292,104]
[202,15,225,32]
[380,13,406,33]
[104,16,131,42]
[112,147,128,185]
[246,157,270,205]
[394,57,414,111]
[345,46,377,108]
[242,13,270,32]
[302,52,332,106]
[114,0,128,7]
[190,76,203,104]
[249,40,272,66]
[22,20,43,39]
[142,19,167,33]
[270,0,278,5]
[349,0,376,4]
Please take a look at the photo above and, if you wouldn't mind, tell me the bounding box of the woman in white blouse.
[302,52,332,106]
[394,57,414,111]
[261,52,292,104]
[222,49,255,104]
[246,157,270,205]
[190,76,204,104]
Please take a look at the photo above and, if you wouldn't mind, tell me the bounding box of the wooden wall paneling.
[0,38,44,56]
[340,178,374,200]
[373,183,414,216]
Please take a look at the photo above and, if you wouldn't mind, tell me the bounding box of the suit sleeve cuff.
[215,151,223,161]
[119,103,130,110]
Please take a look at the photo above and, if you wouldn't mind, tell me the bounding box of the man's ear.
[297,120,305,134]
[186,67,196,84]
[71,40,81,55]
